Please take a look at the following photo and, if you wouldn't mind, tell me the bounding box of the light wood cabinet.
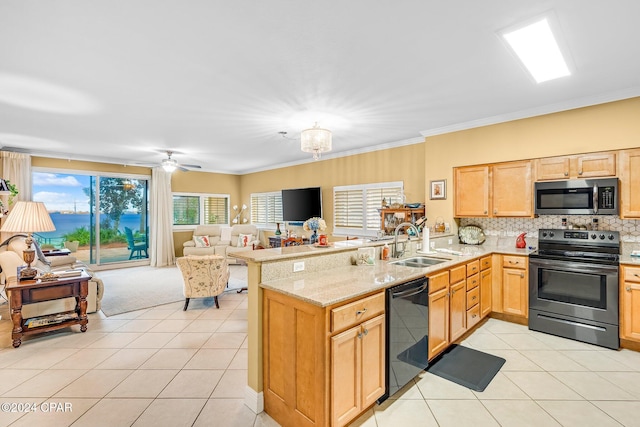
[621,265,640,342]
[619,149,640,218]
[454,166,490,217]
[450,279,467,342]
[428,271,450,360]
[263,289,385,427]
[536,152,616,181]
[480,256,492,319]
[331,314,385,427]
[492,161,533,217]
[501,255,528,317]
[454,161,532,218]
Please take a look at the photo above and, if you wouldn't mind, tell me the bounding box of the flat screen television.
[282,187,322,222]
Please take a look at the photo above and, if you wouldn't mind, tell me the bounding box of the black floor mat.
[426,344,505,392]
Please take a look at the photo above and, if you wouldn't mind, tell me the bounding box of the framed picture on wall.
[430,179,446,200]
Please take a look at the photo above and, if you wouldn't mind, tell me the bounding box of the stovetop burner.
[531,228,620,264]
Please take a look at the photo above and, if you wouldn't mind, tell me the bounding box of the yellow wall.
[424,97,640,227]
[239,143,426,235]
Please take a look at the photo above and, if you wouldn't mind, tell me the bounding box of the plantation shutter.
[333,182,403,236]
[251,192,283,227]
[204,196,228,224]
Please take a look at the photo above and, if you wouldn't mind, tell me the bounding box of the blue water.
[36,213,146,242]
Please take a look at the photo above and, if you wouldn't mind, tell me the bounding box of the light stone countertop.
[259,239,534,307]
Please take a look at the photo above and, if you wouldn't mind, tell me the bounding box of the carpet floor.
[98,264,248,317]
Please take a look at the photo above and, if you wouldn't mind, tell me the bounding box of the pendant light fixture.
[300,122,332,160]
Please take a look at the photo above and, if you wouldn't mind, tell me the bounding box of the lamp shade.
[0,201,56,233]
[301,123,332,160]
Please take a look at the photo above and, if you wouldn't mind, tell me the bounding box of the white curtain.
[1,151,32,201]
[149,167,175,267]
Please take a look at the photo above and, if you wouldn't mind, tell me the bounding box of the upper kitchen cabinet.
[454,161,533,218]
[619,148,640,218]
[454,166,490,217]
[535,152,616,181]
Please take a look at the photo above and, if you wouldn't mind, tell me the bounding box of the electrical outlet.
[293,261,305,272]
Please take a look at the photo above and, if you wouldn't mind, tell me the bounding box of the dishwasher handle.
[392,282,428,298]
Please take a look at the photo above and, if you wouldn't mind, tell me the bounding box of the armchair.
[176,255,229,310]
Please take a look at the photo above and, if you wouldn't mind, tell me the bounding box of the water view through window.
[32,171,149,265]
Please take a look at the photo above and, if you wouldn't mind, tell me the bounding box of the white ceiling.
[1,1,639,174]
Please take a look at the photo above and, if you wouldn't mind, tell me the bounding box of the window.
[173,193,229,227]
[334,182,403,237]
[251,191,282,228]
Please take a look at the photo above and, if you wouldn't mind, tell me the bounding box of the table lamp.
[0,201,56,280]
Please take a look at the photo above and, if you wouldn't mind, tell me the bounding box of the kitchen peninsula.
[233,236,532,426]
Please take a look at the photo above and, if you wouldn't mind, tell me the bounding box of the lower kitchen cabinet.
[263,288,385,427]
[501,255,528,317]
[331,315,385,426]
[449,271,467,342]
[480,264,492,318]
[428,271,450,360]
[621,264,640,341]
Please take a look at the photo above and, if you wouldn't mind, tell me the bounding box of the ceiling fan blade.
[177,165,190,172]
[179,163,202,169]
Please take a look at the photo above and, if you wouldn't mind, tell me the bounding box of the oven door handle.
[530,257,618,275]
[593,183,598,214]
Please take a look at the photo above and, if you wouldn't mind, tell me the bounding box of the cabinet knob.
[363,328,369,336]
[356,308,367,316]
[357,332,363,339]
[484,211,488,215]
[472,296,477,300]
[627,286,632,292]
[634,274,639,277]
[472,314,477,318]
[578,170,583,175]
[520,273,525,278]
[564,172,569,176]
[493,210,497,214]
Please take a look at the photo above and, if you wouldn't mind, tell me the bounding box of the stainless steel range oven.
[529,229,620,349]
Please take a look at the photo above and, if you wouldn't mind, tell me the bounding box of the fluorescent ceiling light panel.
[502,18,570,83]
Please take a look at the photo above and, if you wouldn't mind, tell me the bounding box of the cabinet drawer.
[503,255,526,269]
[466,260,479,277]
[480,256,491,270]
[331,292,385,333]
[450,265,466,284]
[428,271,449,294]
[466,286,479,309]
[467,304,481,329]
[466,273,479,291]
[624,266,640,283]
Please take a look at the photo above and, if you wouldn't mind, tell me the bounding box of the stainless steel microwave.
[534,178,619,215]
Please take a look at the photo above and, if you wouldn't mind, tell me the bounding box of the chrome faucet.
[393,222,420,258]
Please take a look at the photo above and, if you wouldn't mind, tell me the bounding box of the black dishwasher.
[379,276,429,402]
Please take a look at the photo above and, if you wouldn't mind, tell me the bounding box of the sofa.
[183,224,260,263]
[0,236,104,316]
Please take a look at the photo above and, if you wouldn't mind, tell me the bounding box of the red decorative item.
[516,232,527,249]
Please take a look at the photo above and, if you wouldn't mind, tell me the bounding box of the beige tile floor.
[1,266,639,426]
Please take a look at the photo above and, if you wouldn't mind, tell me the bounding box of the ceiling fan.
[141,150,202,172]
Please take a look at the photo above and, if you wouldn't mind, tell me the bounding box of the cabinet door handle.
[493,210,497,215]
[564,172,569,176]
[578,170,583,175]
[472,280,477,285]
[472,314,477,318]
[356,308,367,316]
[627,286,632,292]
[363,328,369,336]
[472,296,477,300]
[634,274,639,277]
[357,332,363,339]
[484,211,488,215]
[520,273,525,278]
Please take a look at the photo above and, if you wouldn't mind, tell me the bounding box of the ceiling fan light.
[301,123,332,160]
[162,158,177,172]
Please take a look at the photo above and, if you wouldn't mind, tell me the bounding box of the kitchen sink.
[390,256,449,268]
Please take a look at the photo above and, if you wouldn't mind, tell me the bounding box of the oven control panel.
[539,229,619,244]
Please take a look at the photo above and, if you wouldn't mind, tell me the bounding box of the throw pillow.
[193,235,211,248]
[237,234,253,248]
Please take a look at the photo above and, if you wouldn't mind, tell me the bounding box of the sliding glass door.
[33,170,150,266]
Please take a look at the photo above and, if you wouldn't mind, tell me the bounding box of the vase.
[275,223,282,236]
[310,230,318,244]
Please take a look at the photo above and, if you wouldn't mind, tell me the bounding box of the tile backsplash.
[459,215,640,243]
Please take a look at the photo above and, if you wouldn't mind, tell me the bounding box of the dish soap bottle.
[382,243,390,260]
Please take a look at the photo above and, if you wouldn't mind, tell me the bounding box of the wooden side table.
[6,271,91,348]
